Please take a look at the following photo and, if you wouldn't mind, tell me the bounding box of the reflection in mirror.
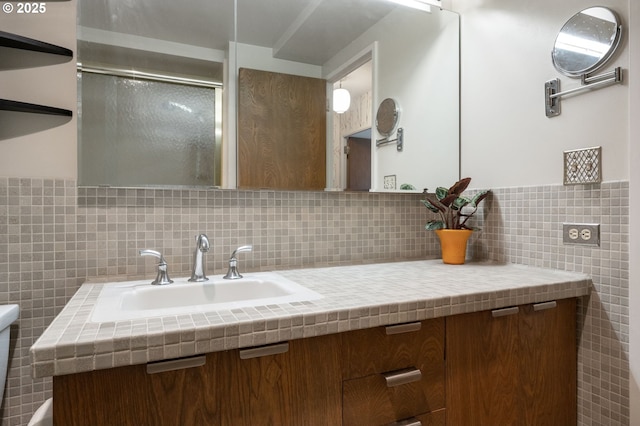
[77,0,233,187]
[552,7,622,77]
[376,98,400,138]
[77,0,459,192]
[237,0,460,192]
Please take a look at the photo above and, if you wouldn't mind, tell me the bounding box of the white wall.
[0,1,77,179]
[236,43,322,78]
[323,7,460,192]
[374,8,459,191]
[455,0,629,190]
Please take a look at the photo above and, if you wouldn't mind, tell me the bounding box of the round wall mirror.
[552,7,622,78]
[376,98,400,138]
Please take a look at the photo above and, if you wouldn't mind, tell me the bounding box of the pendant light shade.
[333,87,351,114]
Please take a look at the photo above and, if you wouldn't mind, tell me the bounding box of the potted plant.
[421,177,490,264]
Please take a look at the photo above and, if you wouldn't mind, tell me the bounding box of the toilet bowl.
[27,397,52,426]
[0,305,52,426]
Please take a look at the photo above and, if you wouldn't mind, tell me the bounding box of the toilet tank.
[0,305,19,403]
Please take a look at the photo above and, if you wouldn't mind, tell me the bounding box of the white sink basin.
[90,272,322,322]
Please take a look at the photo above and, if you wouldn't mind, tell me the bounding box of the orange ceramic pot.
[435,229,473,264]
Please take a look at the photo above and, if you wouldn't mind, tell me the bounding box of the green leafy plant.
[421,177,490,230]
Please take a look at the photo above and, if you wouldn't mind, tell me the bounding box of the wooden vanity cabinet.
[52,300,576,426]
[446,298,577,426]
[341,318,445,425]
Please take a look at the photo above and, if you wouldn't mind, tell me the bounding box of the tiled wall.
[469,181,630,426]
[0,177,436,426]
[0,178,630,425]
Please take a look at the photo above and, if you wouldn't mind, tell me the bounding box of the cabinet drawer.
[343,369,445,425]
[342,318,444,379]
[413,409,446,426]
[386,409,446,426]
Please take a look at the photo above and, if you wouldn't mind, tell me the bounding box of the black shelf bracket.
[0,30,72,57]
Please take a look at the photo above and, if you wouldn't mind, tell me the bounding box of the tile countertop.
[30,260,592,378]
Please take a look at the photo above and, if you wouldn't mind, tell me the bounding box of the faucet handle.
[139,249,174,285]
[224,245,253,280]
[230,245,252,258]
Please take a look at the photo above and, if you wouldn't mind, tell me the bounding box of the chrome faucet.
[188,234,210,282]
[223,245,253,279]
[139,249,173,285]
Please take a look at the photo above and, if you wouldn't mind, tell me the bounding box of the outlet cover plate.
[562,223,600,246]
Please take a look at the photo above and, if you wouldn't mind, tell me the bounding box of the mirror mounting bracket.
[376,127,404,151]
[545,67,623,118]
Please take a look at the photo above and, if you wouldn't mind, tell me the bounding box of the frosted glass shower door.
[78,73,219,187]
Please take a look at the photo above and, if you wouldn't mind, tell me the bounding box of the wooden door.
[519,298,577,425]
[346,136,371,191]
[238,68,326,190]
[446,307,521,426]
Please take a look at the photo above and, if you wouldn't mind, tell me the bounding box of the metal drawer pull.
[533,301,557,311]
[239,342,289,359]
[491,306,520,317]
[388,418,422,426]
[383,367,422,387]
[385,321,422,335]
[146,355,206,374]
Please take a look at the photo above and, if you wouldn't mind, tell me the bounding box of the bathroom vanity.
[30,260,591,425]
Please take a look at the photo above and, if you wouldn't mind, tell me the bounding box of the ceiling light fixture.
[333,81,351,114]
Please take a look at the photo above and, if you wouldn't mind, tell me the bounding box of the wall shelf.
[0,99,72,117]
[0,30,72,57]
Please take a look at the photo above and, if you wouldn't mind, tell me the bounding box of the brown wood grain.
[238,68,326,190]
[341,319,445,425]
[446,308,521,426]
[53,353,221,426]
[221,334,342,426]
[446,299,578,426]
[519,298,577,425]
[416,408,446,426]
[343,372,444,425]
[342,318,445,381]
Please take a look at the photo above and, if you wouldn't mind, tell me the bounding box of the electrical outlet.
[562,223,600,246]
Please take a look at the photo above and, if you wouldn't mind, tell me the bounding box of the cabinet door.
[520,298,577,425]
[53,353,221,426]
[446,307,521,426]
[446,299,577,426]
[221,334,342,425]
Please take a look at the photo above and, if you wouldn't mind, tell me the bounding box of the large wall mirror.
[77,0,459,192]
